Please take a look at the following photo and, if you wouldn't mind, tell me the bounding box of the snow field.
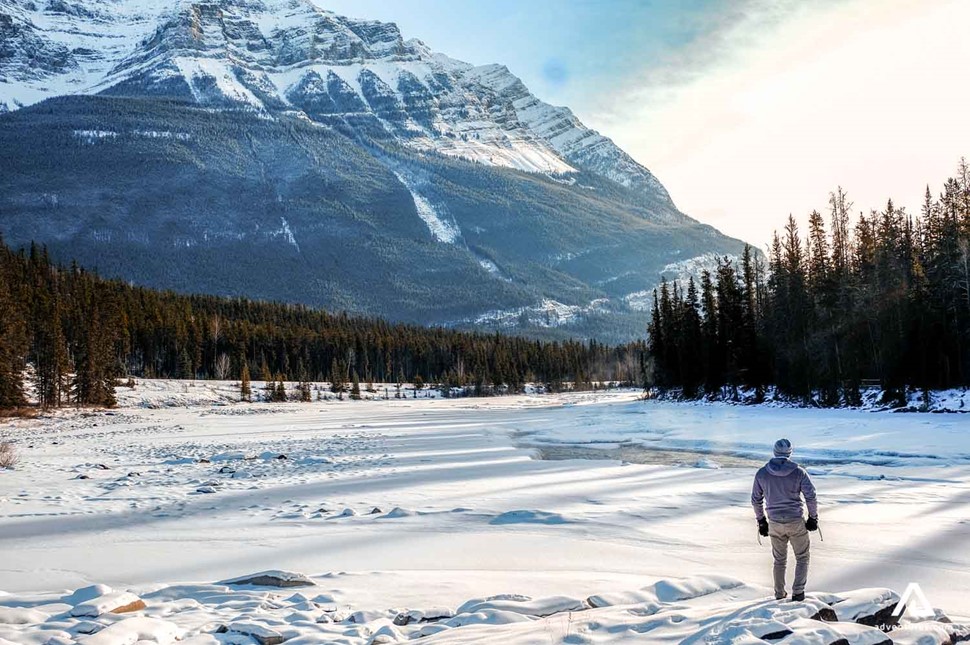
[1,384,969,643]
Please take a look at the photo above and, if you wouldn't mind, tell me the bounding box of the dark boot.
[791,592,805,602]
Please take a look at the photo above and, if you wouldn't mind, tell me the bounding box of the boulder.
[64,584,113,605]
[220,570,315,588]
[74,621,103,635]
[811,606,839,622]
[222,622,285,645]
[828,589,900,628]
[370,624,403,644]
[79,617,179,645]
[393,606,454,626]
[71,591,146,617]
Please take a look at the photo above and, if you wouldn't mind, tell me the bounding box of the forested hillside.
[0,238,643,410]
[0,96,742,343]
[647,161,970,404]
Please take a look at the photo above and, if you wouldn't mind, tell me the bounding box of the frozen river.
[2,384,968,643]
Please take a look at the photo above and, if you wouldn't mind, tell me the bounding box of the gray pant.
[769,518,810,599]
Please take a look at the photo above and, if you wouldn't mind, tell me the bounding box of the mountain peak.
[0,0,675,210]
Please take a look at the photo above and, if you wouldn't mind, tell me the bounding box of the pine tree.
[350,371,361,400]
[0,255,27,409]
[270,374,287,403]
[330,358,347,395]
[699,270,720,394]
[240,362,252,402]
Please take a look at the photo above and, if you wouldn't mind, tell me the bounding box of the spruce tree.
[240,362,252,402]
[0,258,27,409]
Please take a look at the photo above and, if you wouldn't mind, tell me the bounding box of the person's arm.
[801,469,818,518]
[751,472,766,520]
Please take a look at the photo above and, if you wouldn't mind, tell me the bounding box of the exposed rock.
[393,606,454,626]
[370,624,403,644]
[761,628,793,640]
[827,588,900,628]
[196,486,217,494]
[224,622,285,645]
[221,570,315,588]
[811,607,839,622]
[74,621,103,634]
[855,603,897,628]
[71,591,146,617]
[218,466,235,474]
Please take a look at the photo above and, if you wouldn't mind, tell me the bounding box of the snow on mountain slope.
[624,252,741,311]
[391,169,462,244]
[0,0,671,206]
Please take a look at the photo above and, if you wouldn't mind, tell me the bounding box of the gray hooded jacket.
[751,457,818,522]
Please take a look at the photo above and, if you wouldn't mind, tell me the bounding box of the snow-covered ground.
[1,383,969,643]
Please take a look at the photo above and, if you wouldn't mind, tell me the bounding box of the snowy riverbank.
[2,384,969,643]
[648,385,970,413]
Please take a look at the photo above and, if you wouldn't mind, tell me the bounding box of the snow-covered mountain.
[0,0,674,211]
[0,0,746,342]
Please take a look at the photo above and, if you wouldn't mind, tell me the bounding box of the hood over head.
[766,457,798,476]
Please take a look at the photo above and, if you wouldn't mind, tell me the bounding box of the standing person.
[751,438,819,601]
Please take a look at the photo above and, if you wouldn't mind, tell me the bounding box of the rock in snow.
[70,591,146,617]
[79,617,179,645]
[220,622,285,645]
[393,606,454,626]
[220,570,316,588]
[829,588,901,626]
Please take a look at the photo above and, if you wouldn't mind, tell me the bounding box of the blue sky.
[323,0,722,111]
[321,1,970,246]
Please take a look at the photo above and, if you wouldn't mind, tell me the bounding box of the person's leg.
[769,521,789,600]
[790,521,811,598]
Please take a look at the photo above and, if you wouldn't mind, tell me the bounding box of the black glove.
[758,518,769,537]
[806,516,818,532]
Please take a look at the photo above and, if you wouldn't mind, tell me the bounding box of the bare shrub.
[0,442,17,469]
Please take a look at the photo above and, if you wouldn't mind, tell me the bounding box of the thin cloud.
[588,0,969,245]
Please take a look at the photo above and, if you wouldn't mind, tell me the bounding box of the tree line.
[0,237,643,410]
[647,160,970,405]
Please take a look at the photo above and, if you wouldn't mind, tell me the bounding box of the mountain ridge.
[0,0,747,342]
[0,0,676,212]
